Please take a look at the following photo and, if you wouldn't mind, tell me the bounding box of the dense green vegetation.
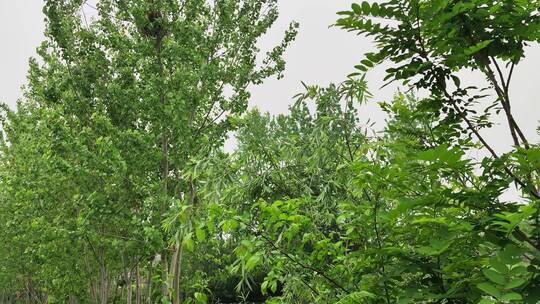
[0,0,539,303]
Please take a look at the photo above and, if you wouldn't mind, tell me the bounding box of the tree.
[335,1,539,301]
[0,0,296,302]
[207,85,537,303]
[336,0,539,197]
[196,79,373,302]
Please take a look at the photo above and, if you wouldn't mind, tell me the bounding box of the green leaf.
[335,291,376,304]
[464,40,494,56]
[361,59,374,68]
[361,1,371,14]
[195,227,206,242]
[352,3,362,14]
[451,75,461,88]
[270,280,277,293]
[501,292,522,301]
[182,234,195,252]
[355,64,369,72]
[365,52,378,62]
[221,219,239,233]
[337,11,354,16]
[389,197,430,219]
[489,258,508,274]
[482,268,505,285]
[370,3,380,15]
[261,280,269,294]
[194,292,208,303]
[477,282,501,298]
[504,278,526,289]
[508,265,527,276]
[499,245,522,265]
[246,254,261,270]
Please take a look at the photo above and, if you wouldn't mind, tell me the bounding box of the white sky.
[1,0,539,155]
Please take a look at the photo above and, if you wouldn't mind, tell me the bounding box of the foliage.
[0,0,295,302]
[0,0,539,303]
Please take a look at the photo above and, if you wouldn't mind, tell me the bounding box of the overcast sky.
[1,0,538,154]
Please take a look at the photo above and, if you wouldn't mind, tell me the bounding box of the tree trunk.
[99,263,108,304]
[136,264,142,304]
[127,269,132,304]
[154,27,170,301]
[173,244,184,304]
[68,295,77,304]
[89,280,97,304]
[111,278,120,304]
[147,265,153,304]
[161,251,169,298]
